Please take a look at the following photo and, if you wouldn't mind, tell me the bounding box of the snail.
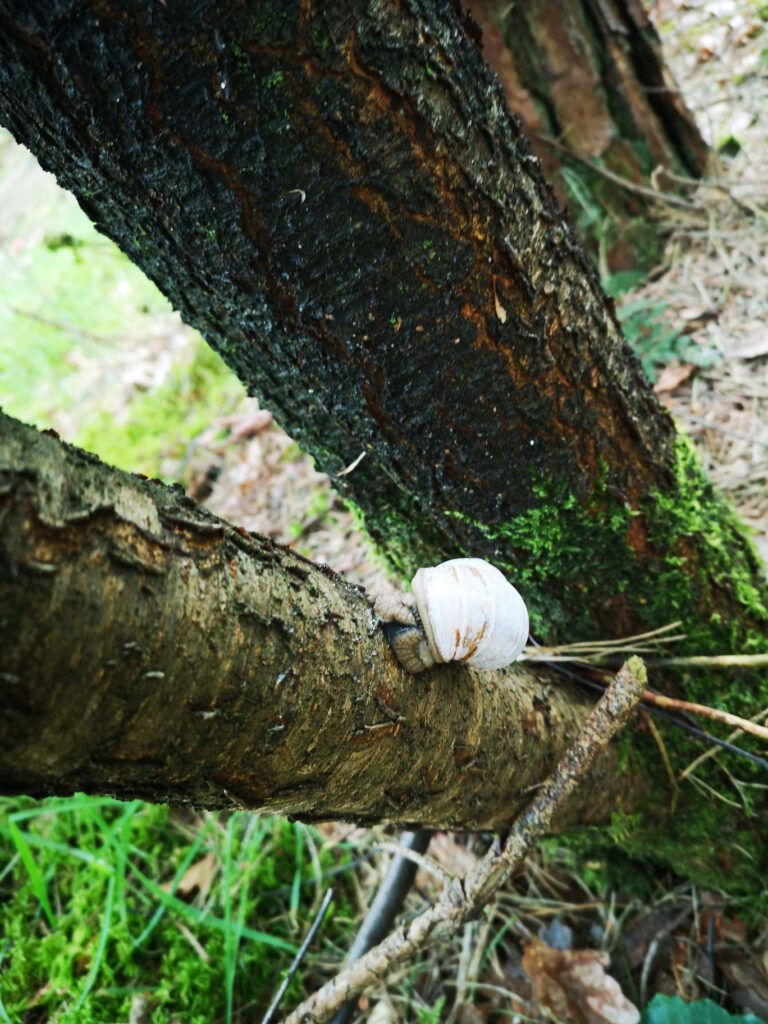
[374,558,529,674]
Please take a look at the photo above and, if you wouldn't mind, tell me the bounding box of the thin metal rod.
[262,886,334,1024]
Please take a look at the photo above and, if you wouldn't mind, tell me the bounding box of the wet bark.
[0,0,760,652]
[469,0,709,271]
[0,411,639,832]
[0,2,765,891]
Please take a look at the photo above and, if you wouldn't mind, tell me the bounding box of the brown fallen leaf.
[716,945,768,1020]
[522,938,640,1024]
[428,833,479,879]
[173,851,217,900]
[654,362,695,394]
[730,327,768,360]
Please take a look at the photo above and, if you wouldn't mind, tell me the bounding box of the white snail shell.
[411,558,529,670]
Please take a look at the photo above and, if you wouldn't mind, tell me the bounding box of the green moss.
[0,798,354,1021]
[445,435,768,662]
[563,806,767,921]
[642,435,768,655]
[264,69,285,90]
[443,434,767,896]
[445,468,634,640]
[341,490,446,585]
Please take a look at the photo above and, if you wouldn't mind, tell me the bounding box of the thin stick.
[281,659,647,1024]
[546,662,768,769]
[538,135,701,210]
[521,620,683,658]
[652,654,768,669]
[643,712,679,812]
[680,709,768,781]
[262,887,334,1024]
[640,689,768,743]
[369,840,448,884]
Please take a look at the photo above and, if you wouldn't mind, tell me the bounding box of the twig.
[545,662,768,770]
[680,709,768,782]
[262,887,334,1024]
[330,829,432,1024]
[643,712,679,812]
[281,658,647,1024]
[369,840,447,884]
[640,689,768,743]
[527,635,768,742]
[639,904,692,1006]
[652,654,768,668]
[520,621,686,663]
[537,135,701,210]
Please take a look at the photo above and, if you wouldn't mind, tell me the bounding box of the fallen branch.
[282,658,648,1024]
[330,829,433,1024]
[639,689,768,743]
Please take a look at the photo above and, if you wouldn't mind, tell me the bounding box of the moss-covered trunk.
[469,0,709,271]
[0,1,765,896]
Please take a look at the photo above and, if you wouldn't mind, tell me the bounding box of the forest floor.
[0,2,766,1023]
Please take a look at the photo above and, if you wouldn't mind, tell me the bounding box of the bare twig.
[680,709,768,781]
[521,621,685,663]
[369,840,447,884]
[640,689,768,743]
[537,135,701,210]
[652,654,768,669]
[330,829,433,1024]
[281,658,647,1024]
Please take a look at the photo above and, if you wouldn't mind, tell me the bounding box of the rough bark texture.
[469,0,709,271]
[0,2,765,895]
[0,411,638,832]
[0,0,761,654]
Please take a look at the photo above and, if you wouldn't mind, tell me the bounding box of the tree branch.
[0,411,642,829]
[283,658,647,1024]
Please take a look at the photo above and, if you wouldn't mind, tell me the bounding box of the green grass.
[0,797,353,1022]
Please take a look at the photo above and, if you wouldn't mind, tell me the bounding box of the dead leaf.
[522,938,640,1024]
[367,1000,396,1024]
[428,833,479,879]
[716,946,768,1020]
[654,363,695,394]
[730,327,768,360]
[174,852,217,900]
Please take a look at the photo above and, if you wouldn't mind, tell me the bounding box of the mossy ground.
[0,797,354,1023]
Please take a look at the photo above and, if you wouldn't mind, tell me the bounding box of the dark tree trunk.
[0,1,765,895]
[469,0,709,271]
